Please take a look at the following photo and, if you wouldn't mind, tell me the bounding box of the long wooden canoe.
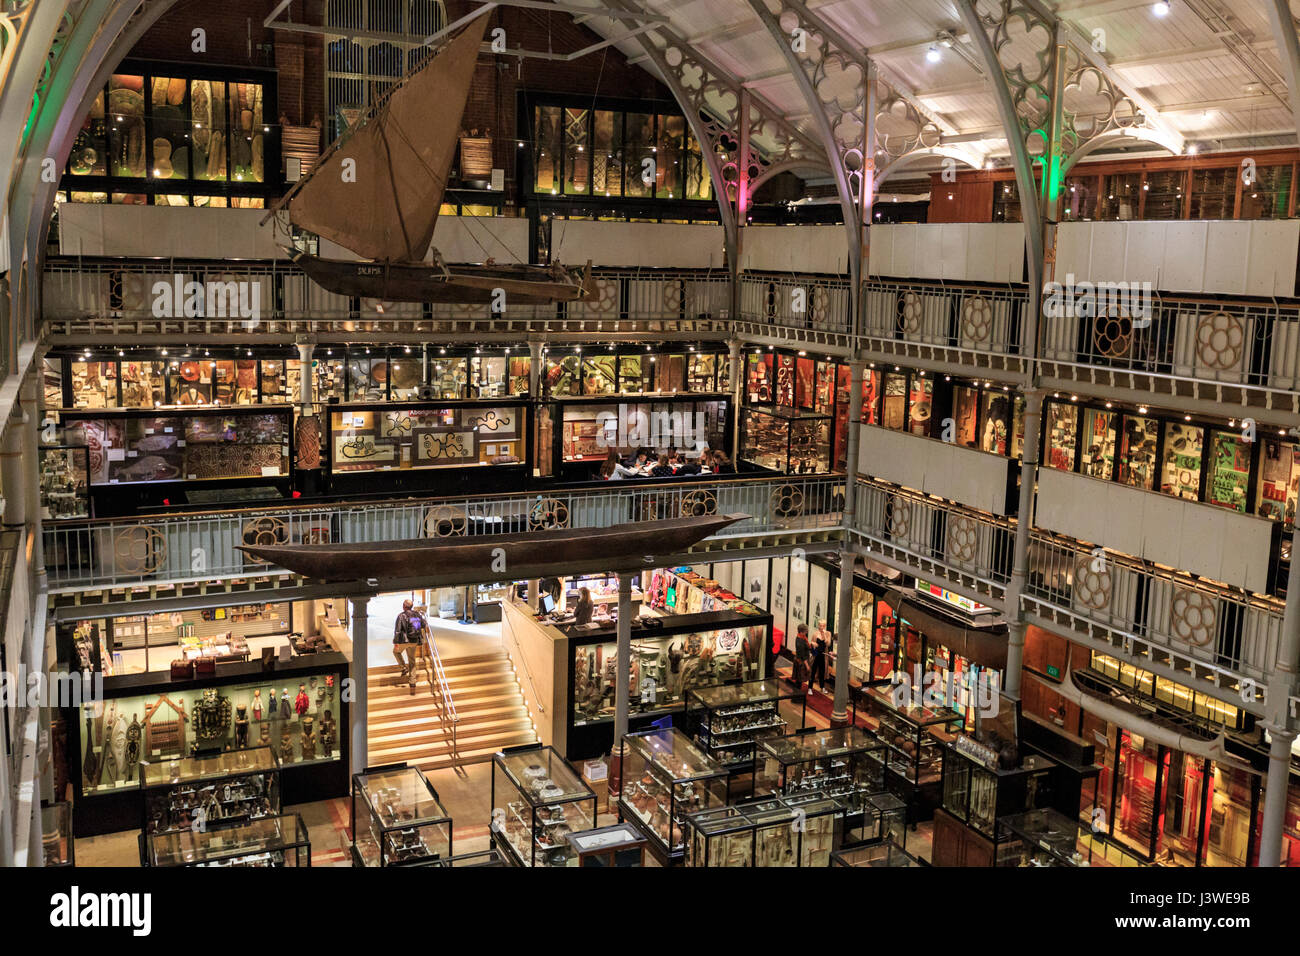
[236,513,748,583]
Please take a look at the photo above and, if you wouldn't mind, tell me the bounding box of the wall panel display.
[1118,415,1159,489]
[788,554,810,633]
[62,407,291,484]
[1161,422,1204,501]
[329,403,525,474]
[1045,401,1078,471]
[1257,438,1299,528]
[1080,408,1117,480]
[769,555,789,645]
[1207,431,1252,513]
[809,563,831,631]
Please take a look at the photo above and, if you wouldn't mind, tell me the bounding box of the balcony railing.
[44,474,844,591]
[851,478,1014,604]
[737,272,854,338]
[1024,532,1284,689]
[41,259,732,336]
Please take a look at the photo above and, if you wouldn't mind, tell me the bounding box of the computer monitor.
[541,593,556,615]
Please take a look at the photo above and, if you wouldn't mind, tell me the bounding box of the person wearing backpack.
[394,598,426,688]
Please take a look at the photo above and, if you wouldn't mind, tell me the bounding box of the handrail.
[422,628,459,764]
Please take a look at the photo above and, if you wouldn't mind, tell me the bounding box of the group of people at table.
[598,447,736,480]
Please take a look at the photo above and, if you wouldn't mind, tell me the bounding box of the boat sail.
[272,15,592,304]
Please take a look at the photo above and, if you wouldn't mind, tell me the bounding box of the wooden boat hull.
[236,513,748,583]
[294,251,589,304]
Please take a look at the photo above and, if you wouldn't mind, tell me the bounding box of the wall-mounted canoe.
[236,513,749,583]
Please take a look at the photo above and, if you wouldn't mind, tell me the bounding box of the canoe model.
[236,514,749,584]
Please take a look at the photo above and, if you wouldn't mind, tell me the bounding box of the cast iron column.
[613,572,633,753]
[349,595,370,775]
[1259,526,1300,865]
[1003,387,1044,699]
[529,341,544,399]
[728,339,743,463]
[832,358,865,724]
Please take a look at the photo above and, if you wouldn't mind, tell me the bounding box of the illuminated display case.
[853,684,962,816]
[60,405,292,486]
[830,842,922,867]
[143,812,310,867]
[756,726,885,812]
[351,764,453,867]
[619,727,728,862]
[940,744,1057,841]
[740,405,832,474]
[683,793,842,867]
[491,745,597,867]
[565,609,772,759]
[686,680,806,774]
[39,445,91,519]
[554,395,729,475]
[328,400,527,474]
[993,807,1152,867]
[139,746,280,835]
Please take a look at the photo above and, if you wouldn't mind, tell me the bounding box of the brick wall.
[125,0,670,191]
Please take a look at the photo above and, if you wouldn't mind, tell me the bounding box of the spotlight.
[926,45,941,63]
[1152,1,1170,16]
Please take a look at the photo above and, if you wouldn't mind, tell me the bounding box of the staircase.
[367,649,538,770]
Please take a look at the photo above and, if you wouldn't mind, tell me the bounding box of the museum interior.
[3,0,1300,872]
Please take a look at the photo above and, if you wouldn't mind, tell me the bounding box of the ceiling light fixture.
[926,45,941,63]
[1152,1,1170,16]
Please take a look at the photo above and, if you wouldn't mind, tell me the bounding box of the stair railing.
[422,628,460,763]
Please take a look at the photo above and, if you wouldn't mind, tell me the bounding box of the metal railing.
[1024,532,1284,684]
[43,474,844,591]
[852,478,1015,603]
[422,631,459,764]
[737,272,854,336]
[41,258,732,334]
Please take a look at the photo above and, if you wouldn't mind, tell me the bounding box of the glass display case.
[740,405,831,474]
[619,727,728,862]
[39,445,91,519]
[687,680,806,773]
[940,743,1057,842]
[684,793,842,867]
[564,823,647,867]
[329,401,526,474]
[830,842,922,867]
[78,672,343,799]
[997,808,1095,867]
[139,746,280,835]
[60,406,292,485]
[435,848,509,867]
[491,745,597,867]
[555,397,728,466]
[756,726,885,811]
[351,763,453,866]
[143,813,310,867]
[42,803,75,867]
[569,611,772,730]
[854,685,962,805]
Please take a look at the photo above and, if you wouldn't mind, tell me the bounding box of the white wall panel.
[740,224,846,273]
[867,223,1023,282]
[1055,220,1298,297]
[858,426,1010,513]
[553,219,724,269]
[431,216,530,265]
[1036,467,1274,593]
[58,204,285,259]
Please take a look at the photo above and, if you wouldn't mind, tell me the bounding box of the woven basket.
[459,135,493,178]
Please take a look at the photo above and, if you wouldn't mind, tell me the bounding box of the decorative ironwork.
[113,525,167,574]
[424,504,467,538]
[947,516,978,563]
[241,516,289,565]
[682,489,718,518]
[1195,311,1246,371]
[528,497,570,530]
[885,496,911,538]
[961,295,994,346]
[1072,555,1112,611]
[771,483,805,517]
[1170,587,1217,648]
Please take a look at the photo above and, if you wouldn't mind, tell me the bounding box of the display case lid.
[565,823,644,853]
[146,813,308,866]
[745,404,832,422]
[688,679,786,709]
[686,794,840,835]
[998,808,1083,864]
[356,766,450,827]
[759,726,881,762]
[140,746,277,788]
[860,684,963,726]
[495,746,594,805]
[626,727,726,782]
